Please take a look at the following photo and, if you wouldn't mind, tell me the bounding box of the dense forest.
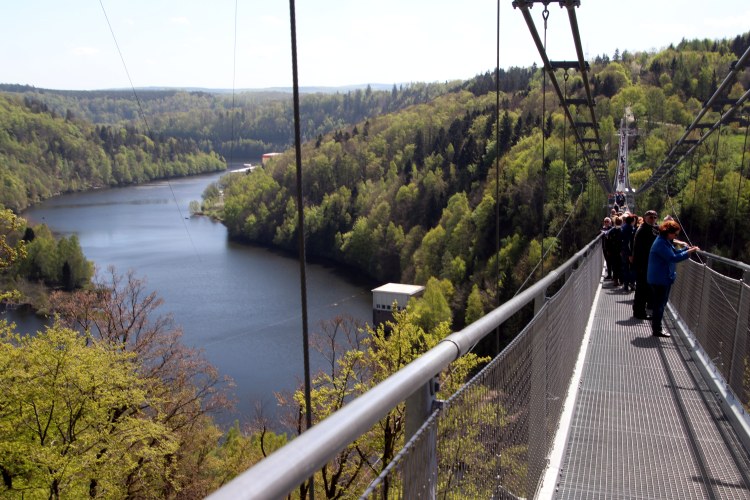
[0,94,225,211]
[208,33,750,332]
[1,31,749,498]
[1,66,535,161]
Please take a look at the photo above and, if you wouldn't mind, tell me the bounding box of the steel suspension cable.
[691,143,706,209]
[562,70,569,204]
[704,125,723,245]
[229,0,238,168]
[288,1,314,498]
[665,191,740,318]
[574,104,585,207]
[98,0,200,262]
[98,0,150,135]
[730,121,750,256]
[680,154,695,213]
[494,0,502,354]
[540,4,549,280]
[638,44,750,194]
[513,181,586,297]
[513,4,593,297]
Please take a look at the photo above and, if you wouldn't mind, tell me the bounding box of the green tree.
[189,199,202,214]
[0,323,177,498]
[0,209,27,303]
[56,234,93,290]
[339,216,376,272]
[276,308,487,498]
[411,277,454,332]
[18,224,58,283]
[48,267,232,496]
[413,225,446,284]
[14,224,92,289]
[465,284,485,325]
[358,306,486,486]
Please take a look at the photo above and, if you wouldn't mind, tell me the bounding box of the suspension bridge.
[207,1,750,498]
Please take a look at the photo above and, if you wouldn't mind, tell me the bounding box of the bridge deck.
[554,276,750,499]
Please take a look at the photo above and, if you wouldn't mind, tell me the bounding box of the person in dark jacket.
[632,210,659,319]
[601,217,613,278]
[615,191,626,207]
[605,217,623,286]
[620,214,635,291]
[647,220,699,337]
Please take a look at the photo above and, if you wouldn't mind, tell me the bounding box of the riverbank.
[3,278,50,311]
[14,172,375,427]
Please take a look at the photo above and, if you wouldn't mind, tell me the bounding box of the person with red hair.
[646,220,699,337]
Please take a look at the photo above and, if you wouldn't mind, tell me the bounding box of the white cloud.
[169,16,190,26]
[259,15,285,29]
[71,46,100,56]
[704,10,750,30]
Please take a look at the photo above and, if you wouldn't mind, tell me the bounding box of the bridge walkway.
[554,275,750,499]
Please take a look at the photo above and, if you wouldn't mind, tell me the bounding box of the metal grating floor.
[554,277,750,499]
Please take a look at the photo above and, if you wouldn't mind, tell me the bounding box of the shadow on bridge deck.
[554,275,750,499]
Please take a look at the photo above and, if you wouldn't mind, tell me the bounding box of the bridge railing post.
[697,260,713,350]
[403,377,438,498]
[729,270,750,398]
[704,255,715,270]
[534,288,546,315]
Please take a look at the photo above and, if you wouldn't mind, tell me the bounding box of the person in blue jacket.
[647,219,699,337]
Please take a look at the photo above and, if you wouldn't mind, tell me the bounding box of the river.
[16,168,375,428]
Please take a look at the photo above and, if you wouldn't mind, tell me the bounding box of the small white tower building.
[371,283,425,326]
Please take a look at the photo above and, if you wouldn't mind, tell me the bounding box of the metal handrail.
[207,234,603,499]
[697,249,750,276]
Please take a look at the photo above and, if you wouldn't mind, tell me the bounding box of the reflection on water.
[1,304,47,333]
[17,170,375,428]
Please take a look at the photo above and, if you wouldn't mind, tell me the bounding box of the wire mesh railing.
[670,253,750,406]
[360,244,600,499]
[207,237,603,499]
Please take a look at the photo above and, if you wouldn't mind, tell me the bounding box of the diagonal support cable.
[637,44,750,193]
[513,0,612,194]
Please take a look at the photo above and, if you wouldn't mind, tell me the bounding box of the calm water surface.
[19,170,374,427]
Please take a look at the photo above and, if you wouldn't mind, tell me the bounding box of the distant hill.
[136,83,404,94]
[0,81,464,158]
[0,83,403,96]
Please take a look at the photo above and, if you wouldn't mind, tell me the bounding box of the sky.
[1,0,749,91]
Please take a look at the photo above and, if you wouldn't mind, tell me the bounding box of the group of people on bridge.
[611,191,627,212]
[601,207,699,337]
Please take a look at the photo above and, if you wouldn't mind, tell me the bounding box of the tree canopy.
[0,94,224,211]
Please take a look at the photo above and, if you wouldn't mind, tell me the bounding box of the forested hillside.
[0,94,224,211]
[212,33,750,329]
[1,68,534,161]
[2,34,748,323]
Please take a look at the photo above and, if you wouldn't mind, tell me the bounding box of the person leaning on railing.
[646,220,700,338]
